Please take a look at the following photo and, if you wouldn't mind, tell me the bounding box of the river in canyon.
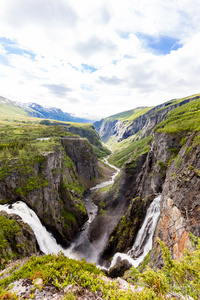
[0,156,161,269]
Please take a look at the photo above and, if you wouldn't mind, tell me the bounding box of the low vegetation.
[0,237,199,299]
[108,136,152,168]
[0,216,21,267]
[156,97,200,133]
[104,107,152,124]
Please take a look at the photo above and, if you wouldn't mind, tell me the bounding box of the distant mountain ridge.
[94,93,200,142]
[0,96,93,123]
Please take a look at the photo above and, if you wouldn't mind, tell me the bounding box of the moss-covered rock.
[0,212,38,269]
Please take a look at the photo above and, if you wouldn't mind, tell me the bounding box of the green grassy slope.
[0,103,29,118]
[156,97,200,133]
[105,106,152,123]
[107,95,200,167]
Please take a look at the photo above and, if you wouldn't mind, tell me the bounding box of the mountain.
[0,96,93,123]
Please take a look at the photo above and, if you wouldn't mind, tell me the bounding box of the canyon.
[0,93,200,299]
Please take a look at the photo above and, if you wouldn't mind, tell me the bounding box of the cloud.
[67,98,80,104]
[75,36,117,58]
[100,6,111,24]
[0,0,200,119]
[43,84,72,97]
[99,76,123,86]
[2,0,78,28]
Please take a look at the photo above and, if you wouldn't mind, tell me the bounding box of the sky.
[0,0,200,120]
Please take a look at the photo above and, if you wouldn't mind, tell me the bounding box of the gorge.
[0,93,200,299]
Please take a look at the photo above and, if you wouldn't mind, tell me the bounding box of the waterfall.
[109,195,161,269]
[0,156,119,263]
[0,201,75,259]
[0,161,161,270]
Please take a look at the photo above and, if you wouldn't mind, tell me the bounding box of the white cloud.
[0,0,200,119]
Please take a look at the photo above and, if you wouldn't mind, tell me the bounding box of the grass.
[105,107,152,124]
[0,103,29,118]
[108,136,152,167]
[156,98,200,133]
[153,93,200,114]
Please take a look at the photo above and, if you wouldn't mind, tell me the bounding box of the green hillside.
[107,94,200,167]
[156,97,200,133]
[0,102,29,118]
[105,106,152,124]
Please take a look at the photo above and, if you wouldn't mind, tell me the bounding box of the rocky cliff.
[97,96,200,268]
[95,95,200,143]
[151,131,200,265]
[61,137,101,180]
[0,137,101,247]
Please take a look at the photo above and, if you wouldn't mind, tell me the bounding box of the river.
[0,156,120,264]
[0,157,161,269]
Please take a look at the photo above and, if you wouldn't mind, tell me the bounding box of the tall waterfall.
[0,155,119,263]
[109,195,161,269]
[0,201,75,259]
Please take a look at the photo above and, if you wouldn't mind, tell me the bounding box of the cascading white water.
[0,155,119,263]
[0,158,161,270]
[109,195,161,269]
[0,202,62,255]
[0,201,75,259]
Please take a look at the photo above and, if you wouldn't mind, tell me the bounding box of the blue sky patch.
[137,34,182,55]
[0,37,36,60]
[81,64,97,73]
[68,63,79,71]
[0,54,9,66]
[81,84,93,91]
[118,32,130,39]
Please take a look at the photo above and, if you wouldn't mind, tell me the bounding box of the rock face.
[0,211,38,266]
[95,95,199,142]
[100,129,200,265]
[107,257,132,278]
[61,137,101,180]
[0,137,101,247]
[152,131,200,261]
[94,119,123,142]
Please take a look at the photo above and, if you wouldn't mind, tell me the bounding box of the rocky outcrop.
[100,129,200,264]
[0,211,38,267]
[107,257,132,278]
[0,138,101,247]
[57,122,103,148]
[61,137,101,180]
[151,131,200,263]
[94,119,123,142]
